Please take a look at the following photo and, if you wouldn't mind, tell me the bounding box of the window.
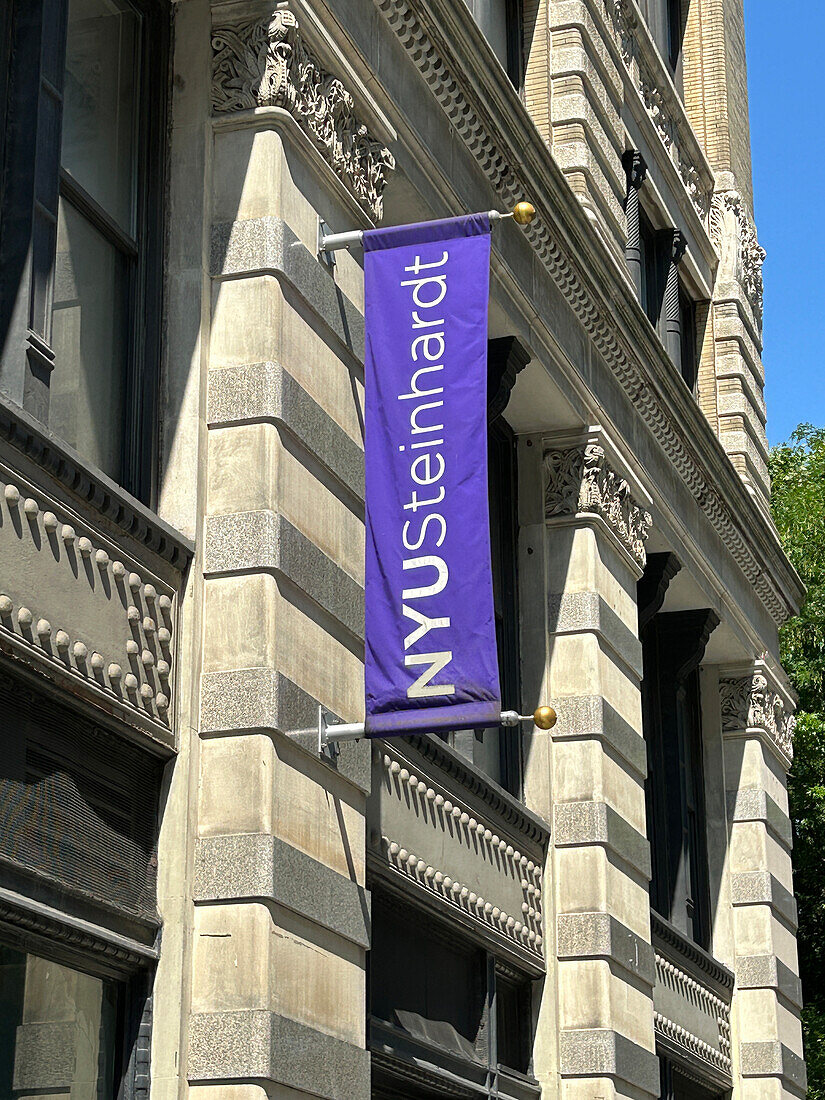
[638,556,718,948]
[639,210,666,329]
[464,0,524,88]
[0,664,162,1097]
[679,289,698,391]
[660,1055,726,1099]
[639,0,684,80]
[0,0,167,502]
[370,892,536,1097]
[437,339,526,797]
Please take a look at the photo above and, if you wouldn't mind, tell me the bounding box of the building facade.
[0,0,807,1098]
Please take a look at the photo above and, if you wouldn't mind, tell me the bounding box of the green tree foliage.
[769,424,825,1097]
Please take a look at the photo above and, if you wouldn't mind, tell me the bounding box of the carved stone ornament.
[603,2,711,220]
[0,473,175,737]
[709,190,766,325]
[544,444,652,567]
[211,9,395,220]
[719,672,795,761]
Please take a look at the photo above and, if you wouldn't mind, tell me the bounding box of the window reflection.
[0,946,121,1098]
[51,198,127,480]
[62,0,139,234]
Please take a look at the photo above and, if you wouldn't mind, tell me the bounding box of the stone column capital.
[718,661,797,765]
[542,437,652,569]
[670,228,687,265]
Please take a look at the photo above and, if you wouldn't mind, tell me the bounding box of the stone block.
[558,1028,659,1096]
[188,1010,370,1098]
[204,510,364,639]
[557,911,655,985]
[193,833,370,948]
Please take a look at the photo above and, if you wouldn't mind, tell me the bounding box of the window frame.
[0,935,153,1100]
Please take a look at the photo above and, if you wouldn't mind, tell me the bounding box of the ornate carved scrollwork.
[719,671,795,760]
[211,9,395,220]
[544,444,652,567]
[709,190,766,326]
[602,2,712,220]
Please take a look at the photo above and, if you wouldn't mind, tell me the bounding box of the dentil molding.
[211,6,395,220]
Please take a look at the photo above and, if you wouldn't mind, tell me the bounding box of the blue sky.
[746,0,825,445]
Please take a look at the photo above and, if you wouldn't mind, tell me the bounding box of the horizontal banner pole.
[319,203,535,253]
[318,705,556,750]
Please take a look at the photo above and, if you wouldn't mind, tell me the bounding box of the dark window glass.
[370,894,535,1087]
[640,211,666,329]
[437,417,522,795]
[639,601,714,948]
[495,966,531,1074]
[0,945,123,1098]
[660,1054,726,1099]
[679,288,698,390]
[371,899,487,1062]
[464,0,523,88]
[639,0,683,78]
[0,0,165,502]
[0,667,163,928]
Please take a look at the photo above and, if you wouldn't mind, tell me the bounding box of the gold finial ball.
[533,705,557,730]
[512,201,536,226]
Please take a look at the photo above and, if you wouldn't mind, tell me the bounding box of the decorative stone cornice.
[0,469,177,743]
[0,884,158,974]
[719,667,795,762]
[211,7,395,220]
[544,443,652,567]
[372,0,798,628]
[709,189,766,326]
[602,0,713,220]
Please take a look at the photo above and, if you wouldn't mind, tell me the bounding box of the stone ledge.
[550,693,647,778]
[199,667,371,794]
[188,1010,370,1098]
[207,361,365,501]
[204,510,364,639]
[736,954,803,1008]
[554,801,651,879]
[547,591,643,679]
[740,1041,807,1093]
[0,396,193,570]
[210,216,364,361]
[558,1028,659,1095]
[727,788,793,849]
[194,833,370,949]
[557,911,655,985]
[730,871,798,929]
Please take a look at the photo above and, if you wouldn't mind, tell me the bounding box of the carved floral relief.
[544,443,652,567]
[719,671,795,760]
[709,190,766,326]
[211,9,395,220]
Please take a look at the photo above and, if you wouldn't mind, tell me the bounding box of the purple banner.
[363,214,500,737]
